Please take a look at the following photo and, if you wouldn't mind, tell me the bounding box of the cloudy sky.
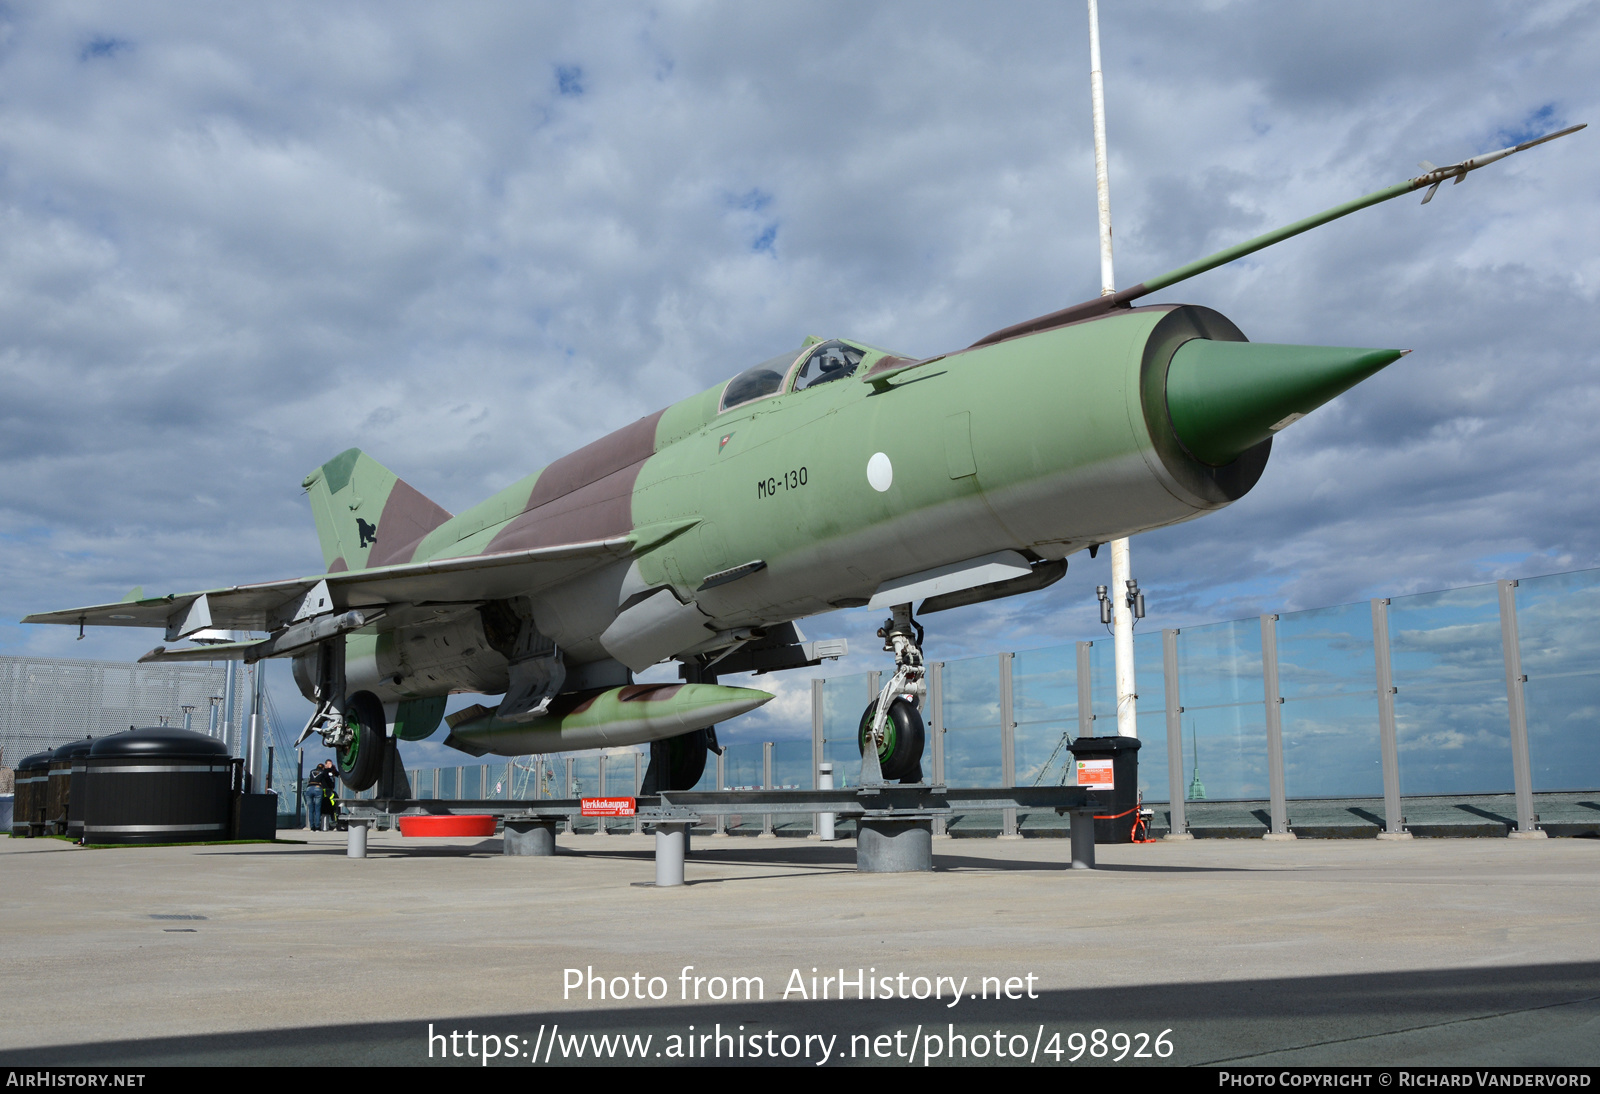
[1,1,1594,762]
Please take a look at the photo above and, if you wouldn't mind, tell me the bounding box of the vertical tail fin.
[301,449,453,572]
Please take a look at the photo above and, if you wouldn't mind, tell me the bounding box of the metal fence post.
[1163,628,1191,839]
[762,741,774,836]
[633,752,642,834]
[930,661,946,836]
[1499,580,1543,837]
[811,678,824,790]
[1260,613,1293,839]
[1371,597,1408,838]
[564,757,574,834]
[1076,641,1094,738]
[714,748,726,835]
[597,754,608,835]
[1000,651,1018,837]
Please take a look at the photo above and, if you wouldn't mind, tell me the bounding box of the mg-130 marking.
[757,467,808,499]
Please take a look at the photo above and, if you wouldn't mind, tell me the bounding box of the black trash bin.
[14,751,55,837]
[1068,735,1142,843]
[83,727,233,845]
[48,738,95,838]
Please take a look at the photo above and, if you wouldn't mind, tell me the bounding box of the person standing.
[306,760,335,831]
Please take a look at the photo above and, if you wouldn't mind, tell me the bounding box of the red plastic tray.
[398,814,497,838]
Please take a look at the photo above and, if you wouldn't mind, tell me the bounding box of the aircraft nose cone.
[1165,340,1406,466]
[687,685,775,722]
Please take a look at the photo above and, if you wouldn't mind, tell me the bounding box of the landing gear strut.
[292,639,390,793]
[858,603,927,785]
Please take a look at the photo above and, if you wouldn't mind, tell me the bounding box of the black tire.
[858,698,926,783]
[337,691,387,792]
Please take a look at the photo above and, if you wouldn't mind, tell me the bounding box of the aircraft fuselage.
[334,302,1277,717]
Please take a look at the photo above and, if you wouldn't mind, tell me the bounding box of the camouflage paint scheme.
[23,302,1394,750]
[30,126,1579,759]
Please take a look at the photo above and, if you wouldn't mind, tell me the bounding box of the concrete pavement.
[2,830,1596,1066]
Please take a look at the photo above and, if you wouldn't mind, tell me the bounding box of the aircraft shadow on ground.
[7,962,1596,1067]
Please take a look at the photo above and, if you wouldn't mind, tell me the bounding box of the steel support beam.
[563,757,574,834]
[1261,613,1293,839]
[810,678,824,791]
[1163,628,1191,839]
[1077,641,1094,737]
[761,741,774,836]
[930,661,946,836]
[817,761,836,841]
[1371,598,1408,838]
[1499,580,1544,837]
[1000,651,1017,837]
[345,784,1100,820]
[714,747,726,835]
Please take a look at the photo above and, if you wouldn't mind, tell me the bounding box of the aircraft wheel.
[337,691,387,792]
[858,698,925,783]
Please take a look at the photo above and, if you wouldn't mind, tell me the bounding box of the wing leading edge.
[22,536,634,639]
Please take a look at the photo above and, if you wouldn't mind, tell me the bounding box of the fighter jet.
[24,124,1584,793]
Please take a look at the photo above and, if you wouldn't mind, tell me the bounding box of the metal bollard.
[818,761,836,841]
[856,818,934,872]
[347,819,369,859]
[1069,809,1096,870]
[503,820,557,856]
[654,822,689,887]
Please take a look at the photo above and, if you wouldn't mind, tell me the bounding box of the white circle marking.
[867,451,893,492]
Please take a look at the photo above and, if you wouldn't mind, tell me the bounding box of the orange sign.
[1074,759,1115,789]
[580,797,637,817]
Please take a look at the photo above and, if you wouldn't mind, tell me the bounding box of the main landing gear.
[858,603,926,785]
[293,639,389,793]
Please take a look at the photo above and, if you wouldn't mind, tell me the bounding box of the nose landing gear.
[858,603,927,785]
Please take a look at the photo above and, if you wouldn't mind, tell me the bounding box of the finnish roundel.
[867,452,893,492]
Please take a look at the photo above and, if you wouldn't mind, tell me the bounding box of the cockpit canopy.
[719,352,792,411]
[719,339,867,413]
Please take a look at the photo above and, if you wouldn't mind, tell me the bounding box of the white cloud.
[3,1,1596,759]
